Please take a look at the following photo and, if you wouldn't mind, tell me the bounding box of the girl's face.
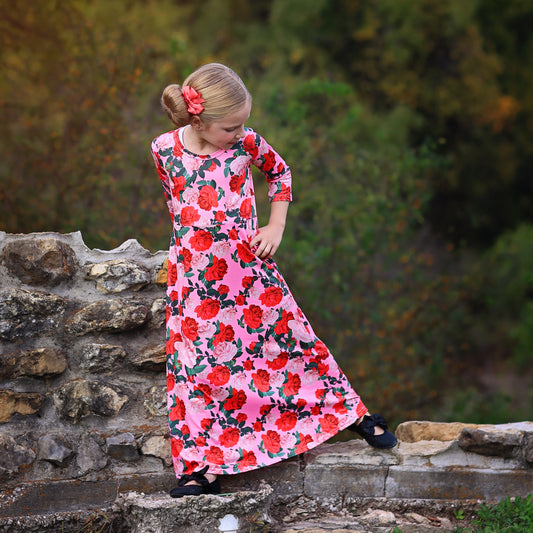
[199,100,252,151]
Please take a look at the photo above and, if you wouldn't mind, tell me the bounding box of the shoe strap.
[362,414,389,433]
[177,465,210,487]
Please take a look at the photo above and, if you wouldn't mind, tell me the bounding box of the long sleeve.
[243,130,292,203]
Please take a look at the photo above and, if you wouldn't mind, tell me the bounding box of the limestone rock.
[396,421,485,443]
[155,258,168,286]
[66,298,149,336]
[0,348,67,379]
[2,238,76,286]
[106,432,139,461]
[129,343,166,371]
[85,259,151,293]
[0,390,42,423]
[143,385,166,417]
[0,434,36,476]
[53,379,127,423]
[74,435,108,476]
[0,288,66,341]
[358,508,397,527]
[523,433,533,465]
[118,485,273,533]
[458,426,523,458]
[141,435,172,466]
[37,435,74,467]
[80,343,126,373]
[150,298,166,328]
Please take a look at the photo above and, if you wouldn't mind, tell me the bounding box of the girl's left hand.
[250,223,285,260]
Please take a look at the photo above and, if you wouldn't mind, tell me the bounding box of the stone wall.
[0,231,171,492]
[1,232,532,532]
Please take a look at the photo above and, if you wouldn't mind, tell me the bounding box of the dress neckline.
[178,126,227,159]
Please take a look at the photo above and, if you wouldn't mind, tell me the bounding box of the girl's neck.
[182,125,219,156]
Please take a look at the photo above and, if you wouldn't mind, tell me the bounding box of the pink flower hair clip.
[182,85,205,115]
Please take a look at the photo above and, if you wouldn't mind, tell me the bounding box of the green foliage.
[455,495,533,533]
[484,225,533,366]
[1,0,532,424]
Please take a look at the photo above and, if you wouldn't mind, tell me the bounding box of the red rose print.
[317,362,329,376]
[171,438,183,457]
[172,175,186,196]
[198,184,219,210]
[275,183,291,201]
[259,286,283,307]
[183,460,199,474]
[274,310,294,335]
[260,404,272,416]
[219,427,240,447]
[262,430,281,454]
[243,359,253,371]
[182,317,199,341]
[181,247,192,271]
[169,399,186,421]
[320,414,339,434]
[236,413,247,424]
[215,210,226,222]
[201,418,213,430]
[230,174,246,193]
[237,242,256,263]
[297,398,307,409]
[253,421,263,431]
[238,450,257,469]
[243,305,263,329]
[275,411,297,431]
[168,261,177,285]
[229,228,238,240]
[266,351,288,370]
[180,206,200,226]
[243,135,259,158]
[196,383,213,405]
[311,405,321,415]
[283,372,301,397]
[262,150,276,172]
[205,446,225,465]
[239,198,252,219]
[295,433,313,454]
[252,369,270,393]
[214,324,235,345]
[218,284,229,294]
[315,340,329,359]
[167,373,176,392]
[190,229,213,251]
[334,399,348,414]
[315,388,326,400]
[194,298,220,319]
[207,365,230,386]
[235,294,246,306]
[181,425,190,436]
[223,389,247,411]
[205,256,228,281]
[242,276,254,288]
[195,436,206,446]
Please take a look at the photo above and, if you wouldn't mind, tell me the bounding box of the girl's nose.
[236,126,245,139]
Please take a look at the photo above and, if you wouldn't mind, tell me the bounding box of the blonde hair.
[161,63,251,127]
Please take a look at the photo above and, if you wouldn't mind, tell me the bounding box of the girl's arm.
[250,200,289,260]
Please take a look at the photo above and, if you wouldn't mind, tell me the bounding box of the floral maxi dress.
[151,127,367,477]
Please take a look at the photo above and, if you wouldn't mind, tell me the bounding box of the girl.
[151,63,397,497]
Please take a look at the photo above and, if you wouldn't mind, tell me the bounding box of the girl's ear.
[190,116,203,131]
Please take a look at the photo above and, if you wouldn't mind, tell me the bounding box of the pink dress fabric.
[151,127,367,477]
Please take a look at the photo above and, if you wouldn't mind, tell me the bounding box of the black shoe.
[348,414,398,449]
[169,465,221,498]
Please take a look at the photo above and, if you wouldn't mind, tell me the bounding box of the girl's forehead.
[218,101,252,125]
